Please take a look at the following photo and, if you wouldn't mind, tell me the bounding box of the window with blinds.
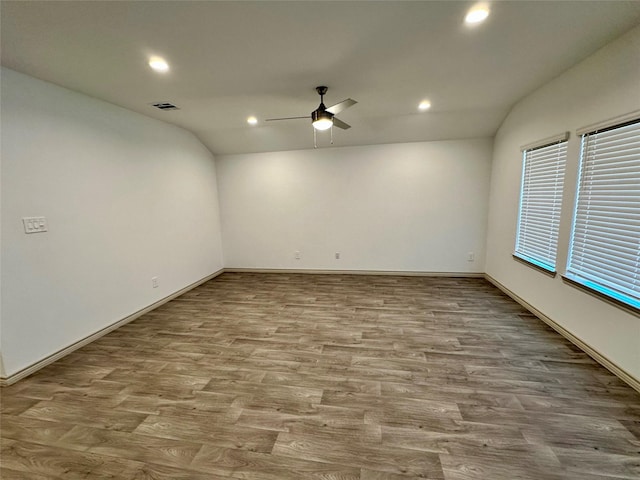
[566,118,640,310]
[514,137,568,272]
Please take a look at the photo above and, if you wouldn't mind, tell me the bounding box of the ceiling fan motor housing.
[312,109,333,122]
[313,86,332,122]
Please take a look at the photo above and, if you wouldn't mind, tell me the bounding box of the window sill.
[562,275,640,317]
[512,254,557,277]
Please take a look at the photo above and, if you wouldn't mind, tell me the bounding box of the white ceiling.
[2,1,640,155]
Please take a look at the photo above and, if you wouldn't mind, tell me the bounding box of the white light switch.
[22,216,48,234]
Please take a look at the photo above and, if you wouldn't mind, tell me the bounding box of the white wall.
[486,26,640,381]
[217,139,492,273]
[1,68,224,377]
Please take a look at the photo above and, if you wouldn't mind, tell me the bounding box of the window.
[566,117,640,310]
[515,134,568,272]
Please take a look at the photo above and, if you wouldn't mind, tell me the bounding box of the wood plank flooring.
[2,272,639,479]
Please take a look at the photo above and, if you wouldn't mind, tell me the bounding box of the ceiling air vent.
[151,102,180,111]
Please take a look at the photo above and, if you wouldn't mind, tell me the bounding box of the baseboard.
[224,268,484,278]
[7,268,634,393]
[485,273,640,394]
[0,269,224,387]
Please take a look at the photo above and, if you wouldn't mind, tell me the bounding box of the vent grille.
[151,102,180,111]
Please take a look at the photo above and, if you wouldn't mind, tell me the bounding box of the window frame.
[513,132,569,275]
[564,116,640,313]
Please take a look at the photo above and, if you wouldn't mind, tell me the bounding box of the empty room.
[1,1,639,479]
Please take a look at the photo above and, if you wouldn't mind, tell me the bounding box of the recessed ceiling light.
[418,100,431,111]
[465,4,490,25]
[247,116,258,125]
[148,56,169,73]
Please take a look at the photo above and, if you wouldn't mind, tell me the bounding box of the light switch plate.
[22,216,48,234]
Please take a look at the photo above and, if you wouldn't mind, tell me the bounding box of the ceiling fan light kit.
[266,86,357,147]
[311,110,333,131]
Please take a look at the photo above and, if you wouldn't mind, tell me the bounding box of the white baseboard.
[6,268,636,394]
[0,268,477,386]
[0,269,224,387]
[485,273,640,394]
[224,268,484,278]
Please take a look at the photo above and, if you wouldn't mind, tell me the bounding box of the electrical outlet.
[295,251,301,260]
[467,252,475,262]
[335,252,340,259]
[152,276,159,288]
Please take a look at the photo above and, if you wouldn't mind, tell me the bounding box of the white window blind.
[515,138,567,271]
[567,118,640,309]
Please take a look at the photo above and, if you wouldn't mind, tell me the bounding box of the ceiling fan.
[266,86,357,139]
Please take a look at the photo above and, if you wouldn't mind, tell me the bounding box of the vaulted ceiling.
[3,1,640,155]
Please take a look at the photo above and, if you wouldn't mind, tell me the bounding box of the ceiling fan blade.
[332,117,351,130]
[265,116,310,122]
[326,98,357,115]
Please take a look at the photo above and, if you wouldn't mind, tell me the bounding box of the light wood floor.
[2,273,639,479]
